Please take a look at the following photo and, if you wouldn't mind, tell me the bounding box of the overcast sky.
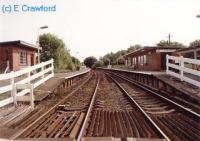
[0,0,200,60]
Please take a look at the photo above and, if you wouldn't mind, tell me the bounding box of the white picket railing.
[0,59,54,107]
[166,55,200,88]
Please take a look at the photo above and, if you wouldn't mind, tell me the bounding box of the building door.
[161,53,167,70]
[31,54,34,66]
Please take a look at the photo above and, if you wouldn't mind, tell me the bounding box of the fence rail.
[166,55,200,88]
[0,59,54,107]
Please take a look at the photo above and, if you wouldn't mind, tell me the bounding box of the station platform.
[34,69,90,101]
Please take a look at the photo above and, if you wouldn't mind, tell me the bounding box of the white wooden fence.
[166,55,200,88]
[0,59,54,107]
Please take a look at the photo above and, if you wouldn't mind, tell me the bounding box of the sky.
[0,0,200,60]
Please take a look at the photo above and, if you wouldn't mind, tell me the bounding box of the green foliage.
[95,60,104,67]
[157,40,186,48]
[39,33,75,70]
[84,56,97,68]
[99,45,142,66]
[71,56,81,70]
[117,57,125,65]
[127,44,142,53]
[189,39,200,48]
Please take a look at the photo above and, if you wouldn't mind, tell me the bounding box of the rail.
[108,72,200,141]
[107,74,170,141]
[110,72,200,118]
[0,59,54,107]
[11,73,94,140]
[77,78,99,141]
[166,55,200,87]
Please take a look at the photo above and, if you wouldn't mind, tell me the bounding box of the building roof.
[0,40,42,50]
[175,46,200,54]
[125,46,182,57]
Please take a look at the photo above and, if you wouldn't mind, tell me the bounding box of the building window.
[133,57,136,65]
[144,55,147,64]
[132,58,134,65]
[128,57,131,66]
[138,56,140,64]
[141,56,143,64]
[19,51,27,65]
[132,57,136,65]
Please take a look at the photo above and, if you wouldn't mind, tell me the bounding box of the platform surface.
[34,69,90,101]
[101,67,166,75]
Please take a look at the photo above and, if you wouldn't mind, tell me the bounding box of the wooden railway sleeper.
[168,115,200,140]
[160,116,193,141]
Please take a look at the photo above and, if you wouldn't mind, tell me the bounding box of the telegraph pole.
[167,34,172,46]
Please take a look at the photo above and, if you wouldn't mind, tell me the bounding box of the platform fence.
[166,55,200,88]
[0,59,54,107]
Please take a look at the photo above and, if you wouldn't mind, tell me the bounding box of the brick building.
[0,40,41,72]
[124,46,181,71]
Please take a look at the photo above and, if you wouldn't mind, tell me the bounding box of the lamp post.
[36,25,48,63]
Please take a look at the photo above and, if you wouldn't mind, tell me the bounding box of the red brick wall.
[12,46,35,71]
[0,46,13,71]
[0,45,36,71]
[127,50,162,71]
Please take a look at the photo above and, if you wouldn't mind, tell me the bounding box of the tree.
[98,45,142,67]
[117,57,125,65]
[157,40,186,48]
[127,44,142,53]
[95,60,104,67]
[102,58,110,66]
[84,56,97,68]
[39,33,74,70]
[71,56,81,70]
[189,39,200,48]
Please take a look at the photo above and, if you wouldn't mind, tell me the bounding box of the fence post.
[6,60,9,72]
[28,66,31,83]
[10,71,17,107]
[51,59,54,76]
[30,84,34,109]
[41,62,45,79]
[180,56,184,81]
[166,54,169,74]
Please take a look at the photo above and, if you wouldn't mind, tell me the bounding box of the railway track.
[13,72,167,141]
[0,72,90,132]
[81,73,165,140]
[107,71,200,141]
[12,72,99,140]
[11,71,200,141]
